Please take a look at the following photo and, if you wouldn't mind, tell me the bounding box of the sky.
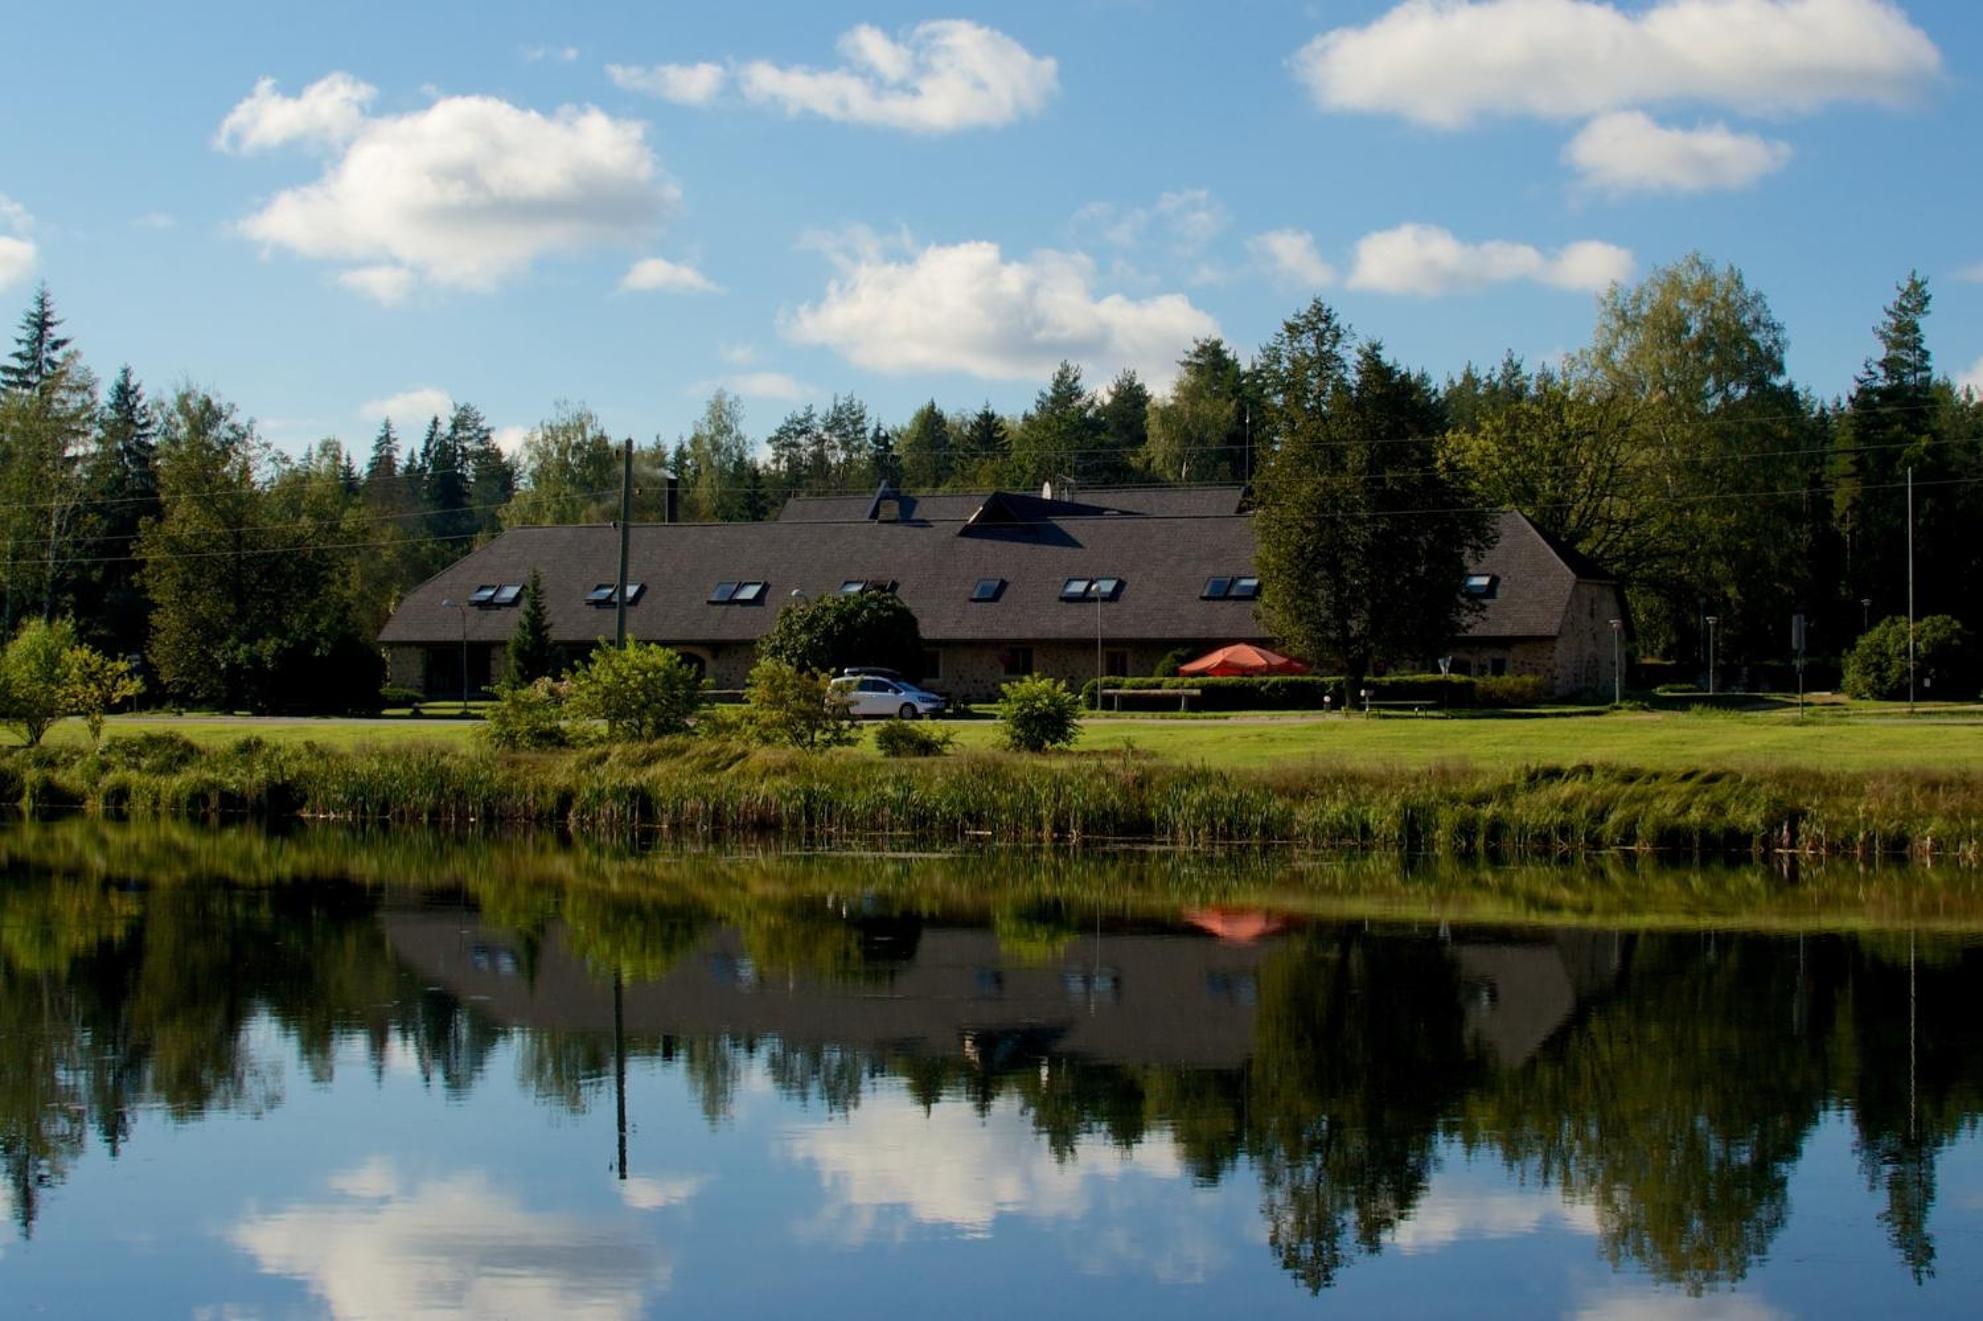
[1,0,1980,459]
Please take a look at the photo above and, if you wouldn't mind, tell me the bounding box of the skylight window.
[839,578,897,595]
[1202,577,1231,600]
[971,578,1005,603]
[467,584,499,606]
[731,581,767,604]
[1092,577,1123,600]
[1228,577,1259,600]
[1462,574,1499,599]
[709,581,739,604]
[1061,577,1124,602]
[490,584,524,607]
[1059,577,1092,601]
[590,582,645,606]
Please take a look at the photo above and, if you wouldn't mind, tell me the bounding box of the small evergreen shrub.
[996,676,1082,752]
[874,719,955,758]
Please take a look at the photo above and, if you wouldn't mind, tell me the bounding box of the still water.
[3,821,1982,1318]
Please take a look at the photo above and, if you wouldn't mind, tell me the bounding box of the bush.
[741,659,857,750]
[996,676,1082,752]
[0,619,142,746]
[379,685,426,709]
[757,590,924,678]
[481,678,571,750]
[565,642,709,741]
[874,719,955,758]
[1844,615,1975,701]
[1152,647,1196,678]
[1474,674,1550,707]
[1076,673,1480,711]
[96,731,202,773]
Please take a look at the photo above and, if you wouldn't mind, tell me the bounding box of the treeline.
[2,251,1977,710]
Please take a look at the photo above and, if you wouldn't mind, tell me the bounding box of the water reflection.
[2,819,1981,1315]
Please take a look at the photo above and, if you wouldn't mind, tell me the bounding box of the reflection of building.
[1451,932,1626,1066]
[383,911,1624,1074]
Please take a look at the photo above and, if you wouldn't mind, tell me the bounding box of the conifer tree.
[506,569,558,684]
[0,284,72,394]
[867,421,901,488]
[79,366,160,653]
[897,401,951,489]
[364,419,400,486]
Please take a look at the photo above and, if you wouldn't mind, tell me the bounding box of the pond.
[3,819,1982,1317]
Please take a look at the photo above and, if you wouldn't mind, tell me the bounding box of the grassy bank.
[7,734,1983,861]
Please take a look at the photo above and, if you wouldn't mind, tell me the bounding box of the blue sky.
[2,1,1979,457]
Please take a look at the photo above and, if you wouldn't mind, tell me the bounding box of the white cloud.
[524,45,580,64]
[691,371,816,401]
[620,256,720,294]
[1566,111,1792,193]
[1078,188,1230,255]
[736,21,1057,132]
[619,1175,708,1211]
[0,194,33,291]
[1294,0,1941,128]
[336,264,417,305]
[1954,263,1983,284]
[1572,1290,1787,1321]
[1347,222,1632,295]
[360,386,453,433]
[1959,356,1983,398]
[222,77,676,296]
[719,342,758,366]
[783,234,1217,384]
[133,211,176,229]
[492,424,531,456]
[607,62,728,106]
[228,1163,669,1320]
[1248,227,1337,289]
[1387,1184,1599,1254]
[214,73,378,153]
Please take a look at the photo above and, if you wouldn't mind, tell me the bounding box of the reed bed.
[4,734,1983,861]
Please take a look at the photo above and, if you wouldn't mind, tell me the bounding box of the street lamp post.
[1094,584,1104,711]
[1860,598,1872,634]
[441,598,469,715]
[1608,619,1623,706]
[1705,616,1720,696]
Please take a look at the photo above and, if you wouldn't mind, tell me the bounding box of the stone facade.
[1444,581,1624,698]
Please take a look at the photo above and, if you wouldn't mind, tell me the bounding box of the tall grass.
[4,733,1982,861]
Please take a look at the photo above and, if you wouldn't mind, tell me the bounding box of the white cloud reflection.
[227,1161,673,1320]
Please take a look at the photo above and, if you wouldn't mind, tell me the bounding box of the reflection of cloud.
[1574,1291,1786,1321]
[228,1162,669,1319]
[1389,1184,1600,1253]
[784,1092,1182,1240]
[619,1175,708,1211]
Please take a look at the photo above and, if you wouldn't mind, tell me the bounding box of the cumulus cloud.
[1076,188,1229,255]
[1293,0,1941,128]
[214,73,378,153]
[228,1163,669,1320]
[1248,228,1337,289]
[0,194,33,291]
[783,232,1217,384]
[1386,1183,1599,1254]
[1348,222,1632,295]
[620,256,720,294]
[607,62,728,106]
[619,1175,709,1211]
[1565,111,1792,193]
[691,371,816,401]
[220,75,676,296]
[736,21,1057,132]
[360,386,452,433]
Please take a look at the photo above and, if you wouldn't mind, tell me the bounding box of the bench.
[1363,699,1437,714]
[1100,687,1203,712]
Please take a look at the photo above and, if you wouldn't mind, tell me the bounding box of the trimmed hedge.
[1079,672,1483,711]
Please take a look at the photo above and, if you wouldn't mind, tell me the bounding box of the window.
[1002,646,1033,677]
[590,582,643,606]
[857,678,890,693]
[1228,576,1259,600]
[838,578,897,595]
[971,577,1005,603]
[1463,574,1499,599]
[490,583,524,607]
[1202,576,1231,600]
[708,581,738,604]
[1104,649,1130,678]
[1091,577,1123,601]
[467,584,499,606]
[731,581,767,604]
[1063,576,1123,601]
[1059,578,1092,601]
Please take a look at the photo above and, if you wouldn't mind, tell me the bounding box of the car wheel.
[898,703,917,721]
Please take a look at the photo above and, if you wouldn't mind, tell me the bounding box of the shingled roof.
[377,489,1607,649]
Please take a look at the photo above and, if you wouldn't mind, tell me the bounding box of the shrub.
[0,618,80,746]
[481,678,571,750]
[1152,647,1196,678]
[1474,674,1549,707]
[874,719,955,758]
[97,731,202,773]
[564,642,708,741]
[996,676,1082,752]
[1076,673,1480,711]
[741,659,857,750]
[757,590,924,678]
[379,684,425,709]
[62,643,144,745]
[1844,615,1975,700]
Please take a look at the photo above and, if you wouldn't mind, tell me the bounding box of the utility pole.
[1706,615,1719,696]
[1907,466,1916,714]
[1609,619,1623,706]
[615,437,633,649]
[1094,582,1104,711]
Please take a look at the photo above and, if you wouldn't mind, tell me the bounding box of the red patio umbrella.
[1178,643,1311,677]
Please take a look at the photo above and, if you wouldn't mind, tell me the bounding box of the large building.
[377,484,1624,700]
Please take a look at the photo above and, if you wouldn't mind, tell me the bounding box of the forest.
[0,252,1976,710]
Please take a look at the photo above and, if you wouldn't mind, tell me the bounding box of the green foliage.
[94,731,202,774]
[379,685,425,709]
[1078,674,1484,711]
[741,659,857,750]
[0,619,82,745]
[874,718,955,758]
[61,642,143,745]
[996,675,1083,752]
[481,678,571,750]
[1473,674,1551,708]
[1152,646,1196,678]
[1844,615,1975,701]
[507,569,558,684]
[757,590,924,678]
[565,642,708,741]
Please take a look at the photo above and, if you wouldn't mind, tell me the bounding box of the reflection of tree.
[1246,932,1484,1293]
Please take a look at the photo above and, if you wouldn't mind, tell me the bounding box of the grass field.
[50,702,1983,773]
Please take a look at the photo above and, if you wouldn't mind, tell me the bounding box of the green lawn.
[48,702,1983,773]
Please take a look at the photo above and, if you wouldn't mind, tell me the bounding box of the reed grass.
[5,734,1983,860]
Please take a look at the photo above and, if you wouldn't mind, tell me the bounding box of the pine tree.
[506,569,558,683]
[364,419,400,486]
[1096,369,1150,484]
[0,285,72,395]
[897,401,951,489]
[740,462,771,521]
[1009,362,1097,489]
[956,403,1008,486]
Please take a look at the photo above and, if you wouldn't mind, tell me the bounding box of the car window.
[858,679,887,693]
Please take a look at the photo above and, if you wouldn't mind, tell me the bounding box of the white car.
[830,675,949,719]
